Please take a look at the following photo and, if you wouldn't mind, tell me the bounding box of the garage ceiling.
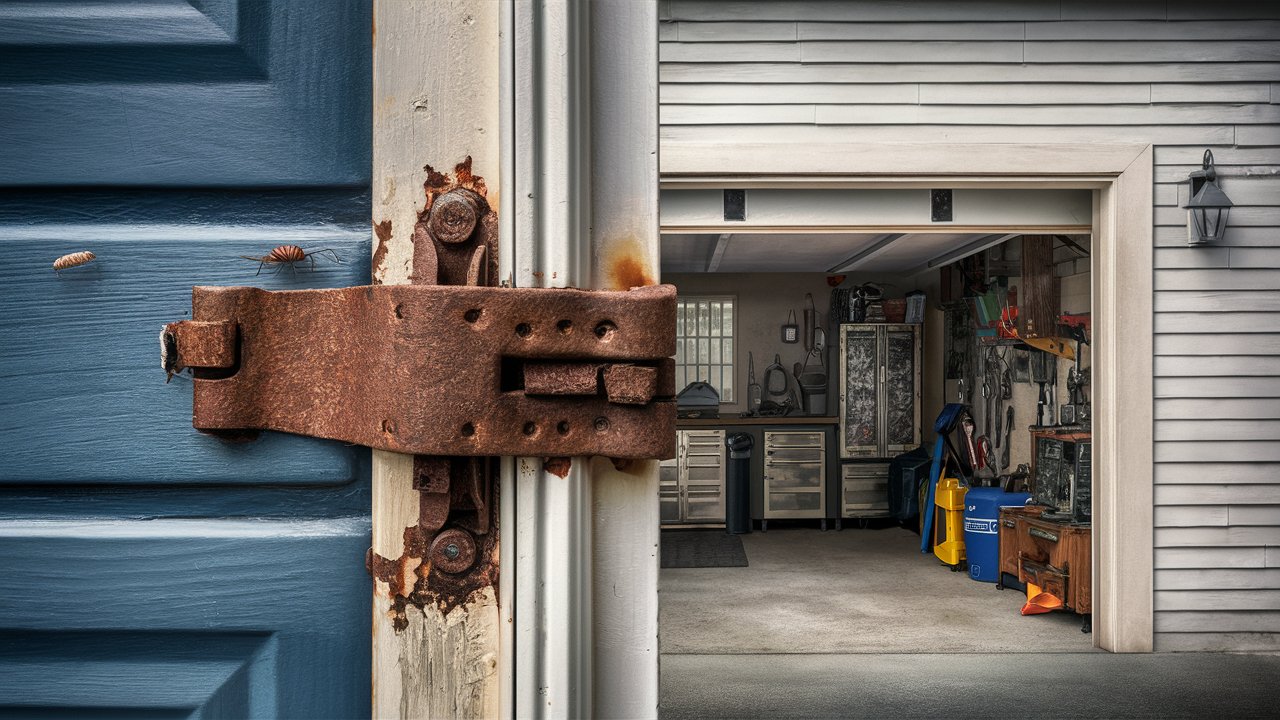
[661,232,1025,275]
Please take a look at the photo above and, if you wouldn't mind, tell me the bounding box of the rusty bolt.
[430,528,477,574]
[594,416,610,432]
[428,189,481,244]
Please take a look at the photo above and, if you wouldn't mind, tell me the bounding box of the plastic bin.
[725,433,753,534]
[797,372,828,415]
[964,488,1032,582]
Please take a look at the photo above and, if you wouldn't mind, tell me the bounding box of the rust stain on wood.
[543,456,572,478]
[372,219,393,283]
[603,236,655,290]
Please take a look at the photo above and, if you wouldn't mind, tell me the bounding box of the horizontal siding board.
[1155,547,1267,569]
[1155,505,1229,527]
[1157,268,1280,291]
[1155,589,1280,610]
[1156,291,1280,312]
[1155,462,1280,484]
[800,41,1024,64]
[1155,419,1280,441]
[1157,568,1280,590]
[1025,40,1280,63]
[1151,82,1273,104]
[1155,145,1280,165]
[1156,207,1280,228]
[1237,124,1280,146]
[1154,525,1280,547]
[660,42,800,62]
[1270,547,1280,567]
[1168,1,1280,20]
[662,83,919,105]
[1155,632,1280,651]
[1156,485,1280,505]
[663,123,1237,146]
[1155,611,1280,633]
[662,104,815,125]
[1155,312,1280,334]
[665,2,1060,22]
[1059,1,1167,21]
[662,61,1280,84]
[1156,377,1280,397]
[676,21,796,42]
[1154,165,1280,183]
[1156,442,1280,463]
[918,83,1150,105]
[1156,333,1280,356]
[1228,505,1280,525]
[1026,20,1280,40]
[1231,247,1280,268]
[809,103,1280,126]
[1157,355,1280,377]
[797,21,1024,41]
[1156,227,1280,248]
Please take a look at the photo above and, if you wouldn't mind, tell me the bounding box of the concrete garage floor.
[659,527,1279,718]
[660,526,1090,656]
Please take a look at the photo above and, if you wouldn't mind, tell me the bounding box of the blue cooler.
[964,488,1032,583]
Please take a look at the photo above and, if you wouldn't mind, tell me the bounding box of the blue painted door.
[0,1,372,716]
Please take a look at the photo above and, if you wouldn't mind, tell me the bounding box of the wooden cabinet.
[763,431,826,519]
[999,507,1091,615]
[660,429,726,526]
[838,323,922,459]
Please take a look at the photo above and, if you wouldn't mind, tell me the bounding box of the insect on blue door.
[241,245,342,276]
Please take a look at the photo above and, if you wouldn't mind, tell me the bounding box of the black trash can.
[725,433,753,535]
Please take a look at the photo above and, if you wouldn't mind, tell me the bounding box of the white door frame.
[661,142,1156,653]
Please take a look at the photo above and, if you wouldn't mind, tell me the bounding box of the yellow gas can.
[932,476,968,567]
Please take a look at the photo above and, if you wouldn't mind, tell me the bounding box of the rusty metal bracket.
[161,282,677,460]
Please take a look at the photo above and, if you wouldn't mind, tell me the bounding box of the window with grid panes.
[675,296,734,403]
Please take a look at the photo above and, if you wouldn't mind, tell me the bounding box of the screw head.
[429,528,477,574]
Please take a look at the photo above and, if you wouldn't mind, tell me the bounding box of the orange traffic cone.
[1021,581,1065,616]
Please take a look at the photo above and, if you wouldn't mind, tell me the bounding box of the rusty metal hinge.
[160,282,676,460]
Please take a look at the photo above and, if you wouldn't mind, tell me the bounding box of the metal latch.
[161,282,677,460]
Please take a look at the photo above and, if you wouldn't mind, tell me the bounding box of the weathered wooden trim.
[371,1,502,716]
[658,143,1157,653]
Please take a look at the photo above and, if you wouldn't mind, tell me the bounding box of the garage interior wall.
[659,0,1280,652]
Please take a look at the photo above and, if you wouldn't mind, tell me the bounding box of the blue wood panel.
[0,518,371,718]
[1,2,374,713]
[0,235,371,485]
[0,0,370,186]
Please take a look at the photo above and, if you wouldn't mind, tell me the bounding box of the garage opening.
[658,186,1098,654]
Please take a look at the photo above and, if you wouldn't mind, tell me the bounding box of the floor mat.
[661,531,748,568]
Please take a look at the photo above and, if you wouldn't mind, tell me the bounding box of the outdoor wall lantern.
[1184,149,1233,246]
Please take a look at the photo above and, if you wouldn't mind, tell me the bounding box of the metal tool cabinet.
[660,429,726,526]
[762,431,826,527]
[840,461,892,519]
[838,323,922,459]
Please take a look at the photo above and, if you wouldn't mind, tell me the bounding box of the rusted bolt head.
[430,528,477,574]
[594,416,610,432]
[428,190,481,244]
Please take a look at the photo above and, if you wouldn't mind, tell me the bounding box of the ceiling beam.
[827,233,905,273]
[706,233,731,272]
[905,233,1021,276]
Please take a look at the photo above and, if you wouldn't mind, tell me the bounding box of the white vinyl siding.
[660,0,1280,653]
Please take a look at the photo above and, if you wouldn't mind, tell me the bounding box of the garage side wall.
[659,0,1280,652]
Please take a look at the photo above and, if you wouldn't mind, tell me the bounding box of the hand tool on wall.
[747,352,762,413]
[1030,349,1055,427]
[1002,406,1013,470]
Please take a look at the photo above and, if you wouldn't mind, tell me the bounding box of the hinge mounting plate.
[162,283,676,459]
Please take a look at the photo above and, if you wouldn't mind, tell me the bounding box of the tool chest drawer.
[763,431,827,519]
[841,462,890,517]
